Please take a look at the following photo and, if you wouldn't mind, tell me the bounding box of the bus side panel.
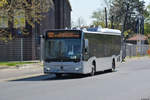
[82,61,91,74]
[84,33,121,72]
[96,57,112,71]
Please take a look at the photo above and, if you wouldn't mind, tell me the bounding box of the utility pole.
[105,7,108,28]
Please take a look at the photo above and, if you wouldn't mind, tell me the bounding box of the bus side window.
[84,39,89,54]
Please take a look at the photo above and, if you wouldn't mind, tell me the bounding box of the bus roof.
[83,28,121,36]
[45,28,121,36]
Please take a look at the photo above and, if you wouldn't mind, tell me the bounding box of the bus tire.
[90,61,96,76]
[112,59,116,72]
[90,67,95,76]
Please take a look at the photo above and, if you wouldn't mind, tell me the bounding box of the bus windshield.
[45,39,81,62]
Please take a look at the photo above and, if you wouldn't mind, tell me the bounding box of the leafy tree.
[145,4,150,23]
[91,9,105,27]
[144,4,150,36]
[0,0,52,41]
[144,23,150,35]
[109,0,146,34]
[0,0,7,7]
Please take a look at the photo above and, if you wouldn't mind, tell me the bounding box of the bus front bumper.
[44,62,83,74]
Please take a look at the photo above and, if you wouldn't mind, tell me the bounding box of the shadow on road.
[9,75,51,81]
[9,70,114,82]
[9,74,85,82]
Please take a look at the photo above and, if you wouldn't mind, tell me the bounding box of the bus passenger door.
[40,35,45,61]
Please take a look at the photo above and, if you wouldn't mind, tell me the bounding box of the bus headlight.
[45,67,51,71]
[75,68,80,71]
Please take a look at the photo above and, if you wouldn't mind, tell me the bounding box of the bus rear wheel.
[112,59,116,72]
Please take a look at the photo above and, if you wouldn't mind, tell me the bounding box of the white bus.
[41,28,121,77]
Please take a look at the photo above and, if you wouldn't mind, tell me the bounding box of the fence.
[1,38,149,61]
[0,38,40,61]
[125,43,150,57]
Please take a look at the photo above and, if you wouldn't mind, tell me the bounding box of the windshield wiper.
[45,56,80,62]
[45,57,70,62]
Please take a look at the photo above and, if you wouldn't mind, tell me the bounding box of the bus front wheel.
[90,65,96,76]
[90,67,95,76]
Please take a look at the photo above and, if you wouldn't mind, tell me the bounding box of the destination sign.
[47,32,81,38]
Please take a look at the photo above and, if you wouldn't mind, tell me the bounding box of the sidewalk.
[125,56,150,62]
[0,63,43,81]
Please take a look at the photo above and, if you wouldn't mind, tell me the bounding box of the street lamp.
[136,14,144,55]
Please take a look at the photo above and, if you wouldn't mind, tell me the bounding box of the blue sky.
[70,0,150,26]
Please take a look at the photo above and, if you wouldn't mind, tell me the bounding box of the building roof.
[67,0,72,11]
[127,34,148,41]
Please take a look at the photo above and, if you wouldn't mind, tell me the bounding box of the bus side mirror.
[84,39,89,54]
[40,35,45,38]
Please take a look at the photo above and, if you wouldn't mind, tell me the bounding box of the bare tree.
[76,17,85,27]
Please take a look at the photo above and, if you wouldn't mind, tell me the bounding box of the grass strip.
[0,62,36,67]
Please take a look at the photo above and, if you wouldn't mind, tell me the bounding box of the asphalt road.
[0,57,150,100]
